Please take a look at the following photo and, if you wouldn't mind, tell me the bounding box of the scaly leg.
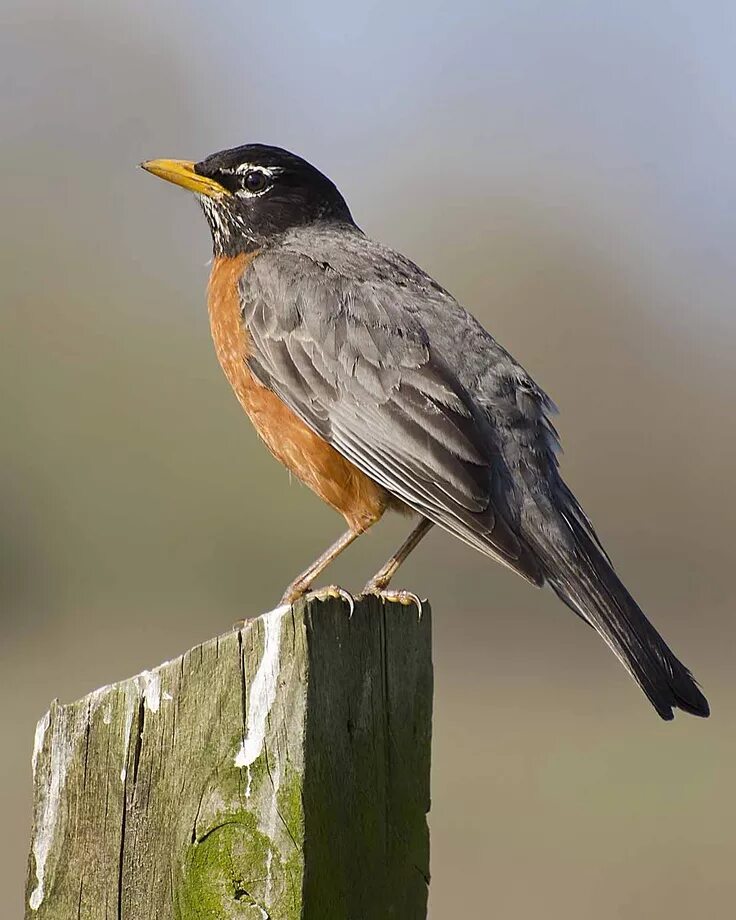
[362,517,434,593]
[280,527,362,604]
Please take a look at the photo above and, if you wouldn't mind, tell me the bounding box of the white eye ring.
[221,163,283,196]
[242,169,270,193]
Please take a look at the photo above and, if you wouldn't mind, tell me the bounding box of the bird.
[141,143,709,720]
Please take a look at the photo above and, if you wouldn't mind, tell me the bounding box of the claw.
[309,585,355,617]
[361,587,424,619]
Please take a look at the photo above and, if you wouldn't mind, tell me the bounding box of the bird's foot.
[279,580,308,606]
[306,585,355,616]
[361,584,424,618]
[280,581,355,614]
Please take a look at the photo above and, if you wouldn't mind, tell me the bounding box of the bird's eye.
[243,170,269,193]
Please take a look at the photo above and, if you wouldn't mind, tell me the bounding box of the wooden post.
[25,594,432,919]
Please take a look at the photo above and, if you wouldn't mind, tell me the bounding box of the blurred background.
[3,1,735,916]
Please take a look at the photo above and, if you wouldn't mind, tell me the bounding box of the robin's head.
[141,144,354,256]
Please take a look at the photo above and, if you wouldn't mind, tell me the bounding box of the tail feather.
[527,494,709,720]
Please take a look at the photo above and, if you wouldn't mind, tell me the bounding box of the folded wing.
[241,249,542,584]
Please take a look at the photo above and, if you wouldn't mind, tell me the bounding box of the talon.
[361,587,423,618]
[388,590,423,617]
[343,591,355,617]
[309,585,355,616]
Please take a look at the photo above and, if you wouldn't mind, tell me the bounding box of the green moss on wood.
[276,766,305,849]
[178,795,303,920]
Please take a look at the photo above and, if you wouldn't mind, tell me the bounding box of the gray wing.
[241,243,543,584]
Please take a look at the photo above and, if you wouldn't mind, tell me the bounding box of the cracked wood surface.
[25,594,432,919]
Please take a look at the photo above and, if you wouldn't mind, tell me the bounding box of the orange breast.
[207,253,394,532]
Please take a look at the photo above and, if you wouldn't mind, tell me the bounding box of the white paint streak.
[139,670,161,713]
[234,605,288,769]
[264,847,275,905]
[118,661,172,783]
[31,710,50,779]
[29,706,86,910]
[29,655,176,911]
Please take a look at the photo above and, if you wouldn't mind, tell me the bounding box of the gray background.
[3,1,734,916]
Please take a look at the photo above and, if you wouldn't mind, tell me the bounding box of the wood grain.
[25,594,432,919]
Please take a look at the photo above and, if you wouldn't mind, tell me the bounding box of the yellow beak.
[140,159,229,198]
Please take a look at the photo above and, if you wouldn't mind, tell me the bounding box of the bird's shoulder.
[272,223,453,294]
[244,225,490,373]
[240,225,482,423]
[246,224,557,424]
[243,224,558,454]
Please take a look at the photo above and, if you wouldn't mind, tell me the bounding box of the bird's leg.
[362,517,434,594]
[280,527,362,605]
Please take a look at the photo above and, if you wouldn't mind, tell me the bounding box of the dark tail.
[527,487,709,720]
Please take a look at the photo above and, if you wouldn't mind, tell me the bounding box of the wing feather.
[242,249,543,584]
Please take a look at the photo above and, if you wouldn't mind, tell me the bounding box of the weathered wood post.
[25,594,432,919]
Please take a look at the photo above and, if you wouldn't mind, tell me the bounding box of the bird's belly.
[207,253,393,531]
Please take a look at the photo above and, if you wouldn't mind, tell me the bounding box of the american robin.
[141,144,708,720]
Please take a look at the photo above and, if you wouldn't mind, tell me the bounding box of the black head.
[142,144,354,255]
